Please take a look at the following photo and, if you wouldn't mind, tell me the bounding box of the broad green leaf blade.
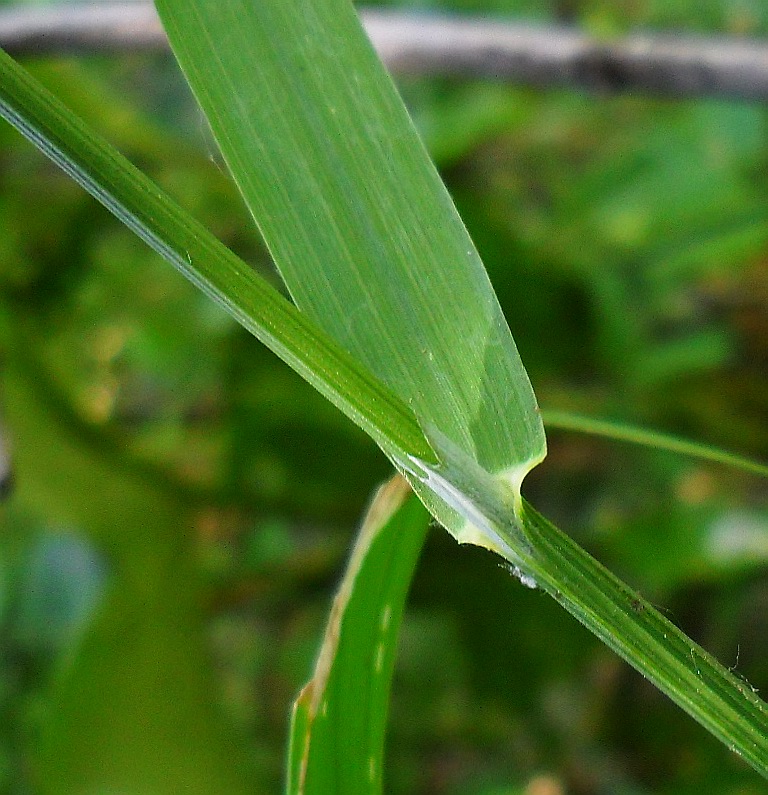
[287,477,430,794]
[154,0,546,509]
[543,409,768,478]
[0,45,434,468]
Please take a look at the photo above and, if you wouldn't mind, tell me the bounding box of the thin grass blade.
[287,477,430,794]
[0,45,433,466]
[543,409,768,478]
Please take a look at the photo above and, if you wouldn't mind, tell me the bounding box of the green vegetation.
[2,1,768,793]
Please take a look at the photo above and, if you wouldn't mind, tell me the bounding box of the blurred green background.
[3,0,768,793]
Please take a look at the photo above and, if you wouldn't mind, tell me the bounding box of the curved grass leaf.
[287,477,429,794]
[154,0,546,528]
[543,409,768,479]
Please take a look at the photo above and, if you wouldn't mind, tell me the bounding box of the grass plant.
[1,0,768,791]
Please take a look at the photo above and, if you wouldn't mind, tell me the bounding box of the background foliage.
[2,0,768,792]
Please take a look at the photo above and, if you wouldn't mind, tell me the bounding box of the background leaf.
[5,338,253,793]
[543,410,768,479]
